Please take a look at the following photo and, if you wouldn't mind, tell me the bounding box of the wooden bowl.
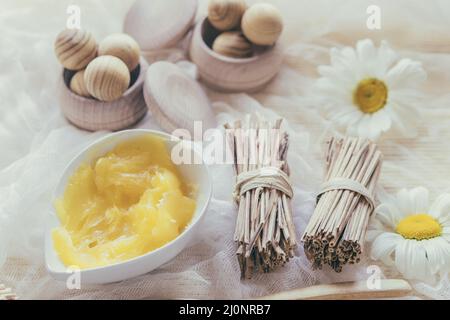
[46,129,212,284]
[189,18,284,93]
[59,57,149,132]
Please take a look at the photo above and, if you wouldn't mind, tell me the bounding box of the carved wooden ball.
[54,29,97,71]
[70,70,91,98]
[208,0,247,31]
[84,56,130,102]
[98,33,141,71]
[241,3,283,46]
[212,31,253,58]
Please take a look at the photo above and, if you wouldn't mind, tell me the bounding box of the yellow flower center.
[396,214,442,240]
[353,78,388,114]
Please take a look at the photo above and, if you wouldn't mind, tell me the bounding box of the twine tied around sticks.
[317,177,375,212]
[234,166,293,200]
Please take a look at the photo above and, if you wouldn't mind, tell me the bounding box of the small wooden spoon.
[257,279,412,300]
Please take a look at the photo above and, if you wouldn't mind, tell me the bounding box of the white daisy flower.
[370,187,450,282]
[316,39,427,140]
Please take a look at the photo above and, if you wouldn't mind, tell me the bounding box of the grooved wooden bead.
[98,33,141,71]
[242,4,283,46]
[54,29,97,71]
[69,70,91,98]
[212,31,253,58]
[208,0,247,31]
[84,56,130,102]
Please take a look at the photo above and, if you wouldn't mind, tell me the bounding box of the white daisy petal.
[438,240,450,273]
[376,40,399,75]
[385,101,419,138]
[389,88,423,107]
[386,58,427,89]
[422,238,450,275]
[346,121,359,138]
[371,232,402,266]
[366,228,382,242]
[386,100,420,127]
[429,193,450,219]
[352,115,372,139]
[318,65,355,88]
[331,108,363,128]
[356,39,377,75]
[396,188,415,218]
[439,211,450,225]
[368,109,392,136]
[356,39,376,60]
[442,226,450,238]
[316,77,349,99]
[394,239,409,277]
[412,242,433,282]
[330,46,358,70]
[353,114,386,140]
[393,187,429,216]
[356,39,377,63]
[376,202,402,227]
[408,187,430,214]
[396,240,429,281]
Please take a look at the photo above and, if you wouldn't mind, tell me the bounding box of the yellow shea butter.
[52,135,196,269]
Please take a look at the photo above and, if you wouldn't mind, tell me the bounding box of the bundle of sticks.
[302,137,382,272]
[225,116,296,279]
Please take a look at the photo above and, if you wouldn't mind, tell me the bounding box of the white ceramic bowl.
[45,129,212,284]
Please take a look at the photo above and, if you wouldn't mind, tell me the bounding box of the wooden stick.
[257,279,411,300]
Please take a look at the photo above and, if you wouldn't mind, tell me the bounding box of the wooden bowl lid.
[144,61,216,137]
[124,0,198,52]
